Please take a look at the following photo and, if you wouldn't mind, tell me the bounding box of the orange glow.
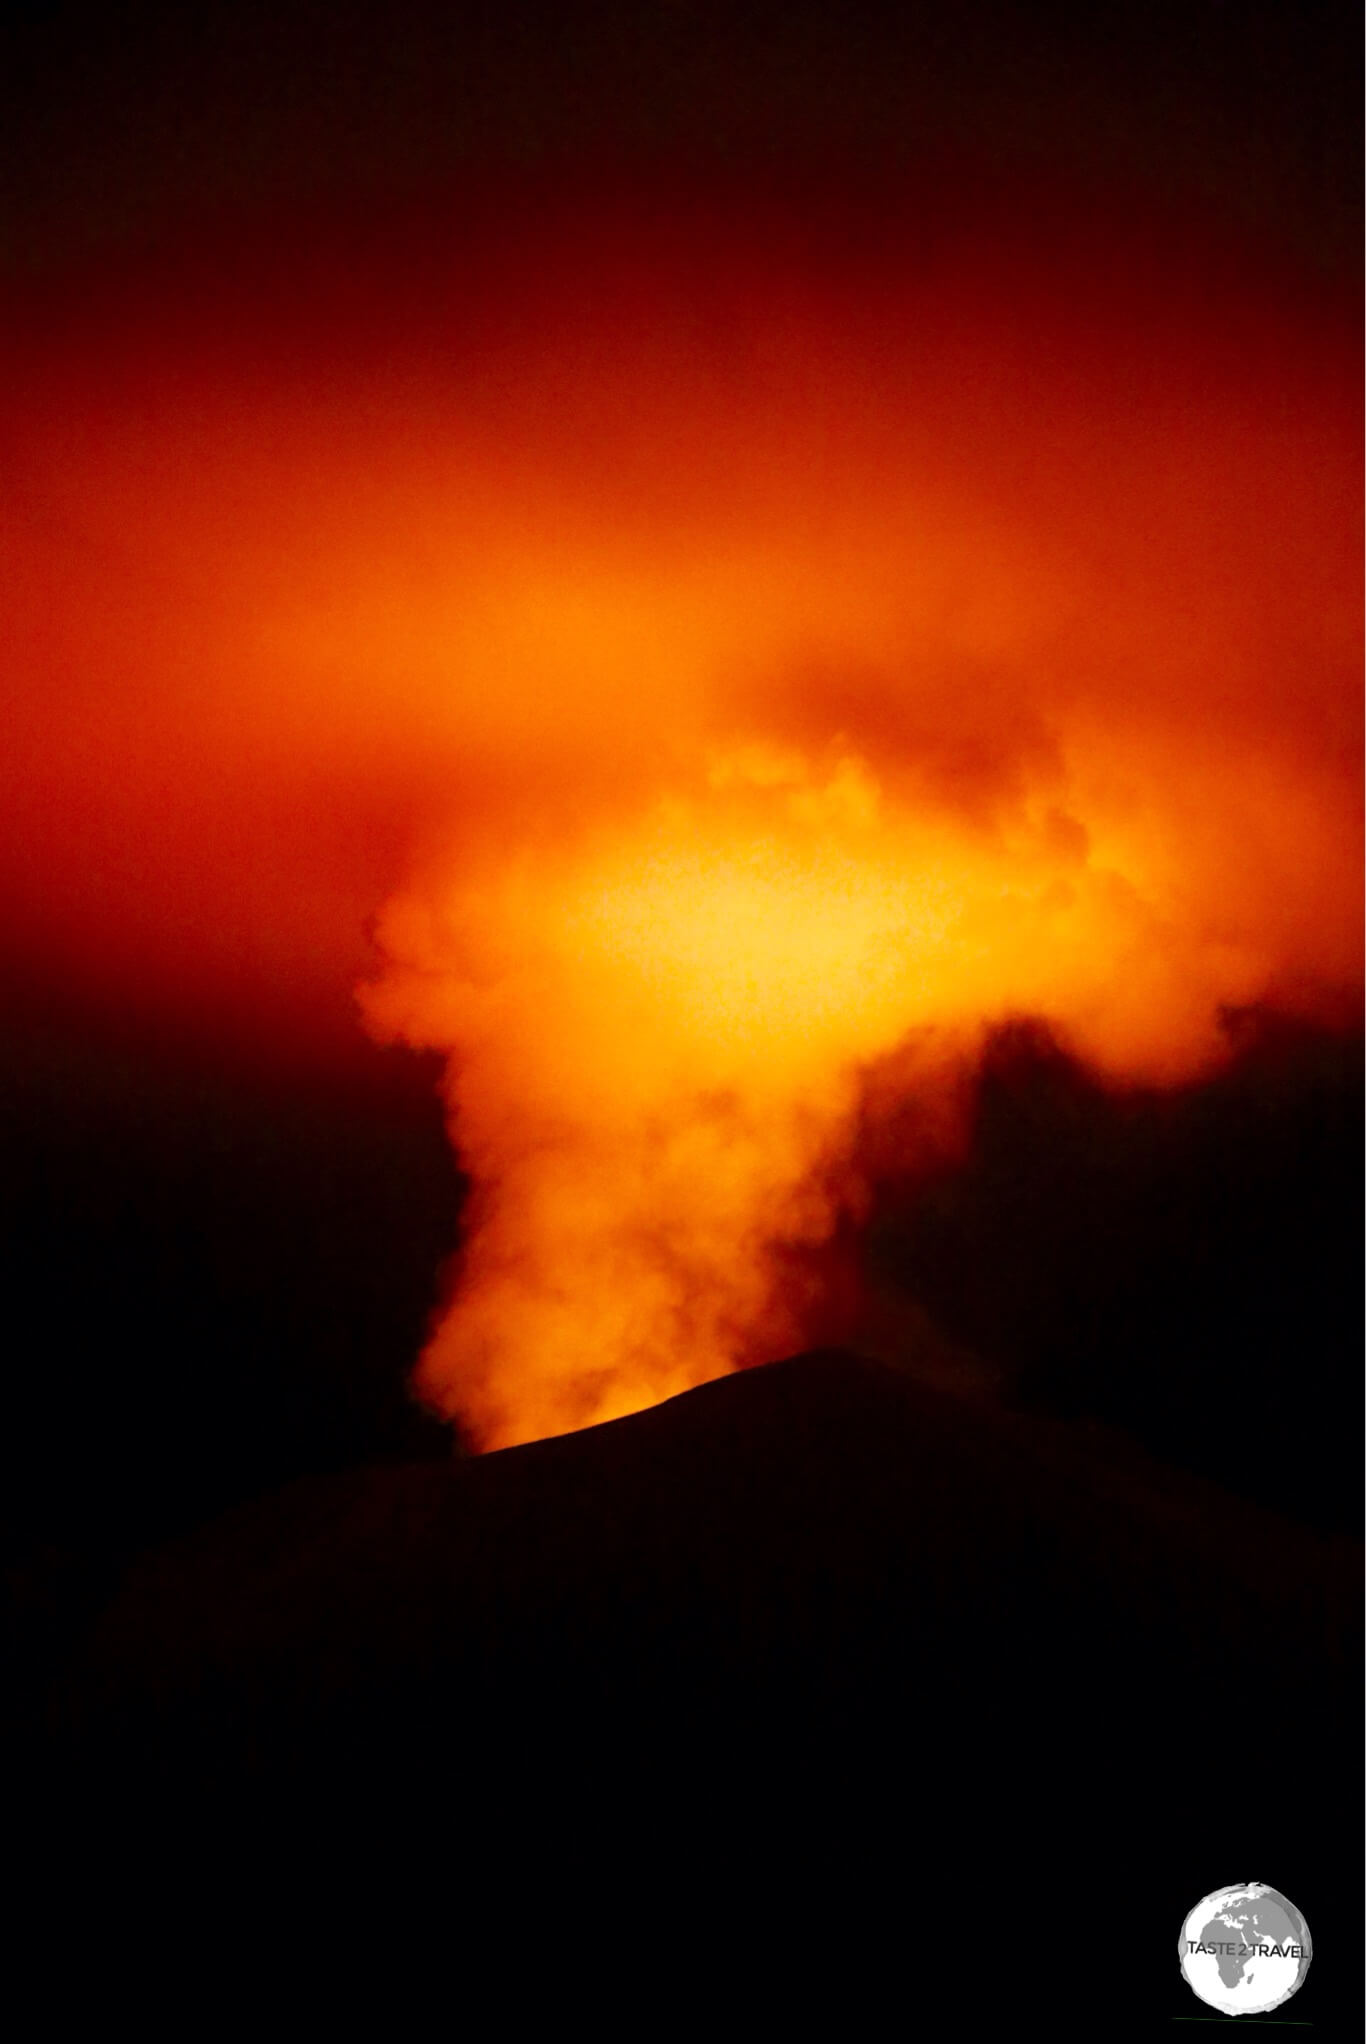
[3,203,1359,1442]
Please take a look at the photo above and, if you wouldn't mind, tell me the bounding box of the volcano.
[37,1346,1360,2015]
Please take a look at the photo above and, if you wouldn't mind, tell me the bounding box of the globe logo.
[1178,1883,1312,2016]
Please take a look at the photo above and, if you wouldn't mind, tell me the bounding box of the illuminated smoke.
[360,677,1355,1445]
[3,207,1358,1444]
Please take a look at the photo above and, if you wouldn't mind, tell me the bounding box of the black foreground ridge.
[36,1348,1361,2007]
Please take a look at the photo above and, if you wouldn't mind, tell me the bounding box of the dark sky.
[0,1,1359,1583]
[2,1,1358,284]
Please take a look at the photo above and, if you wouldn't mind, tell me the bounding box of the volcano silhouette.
[41,1348,1360,2013]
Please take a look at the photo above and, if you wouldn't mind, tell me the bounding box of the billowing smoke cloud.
[342,213,1360,1445]
[3,203,1358,1445]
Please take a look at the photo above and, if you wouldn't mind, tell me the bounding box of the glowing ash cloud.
[2,206,1358,1442]
[361,674,1355,1446]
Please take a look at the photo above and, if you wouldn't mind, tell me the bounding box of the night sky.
[1,2,1360,2009]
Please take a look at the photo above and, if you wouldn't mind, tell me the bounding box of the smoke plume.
[341,213,1359,1445]
[3,203,1358,1446]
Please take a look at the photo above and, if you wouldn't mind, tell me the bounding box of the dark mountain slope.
[33,1348,1360,2017]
